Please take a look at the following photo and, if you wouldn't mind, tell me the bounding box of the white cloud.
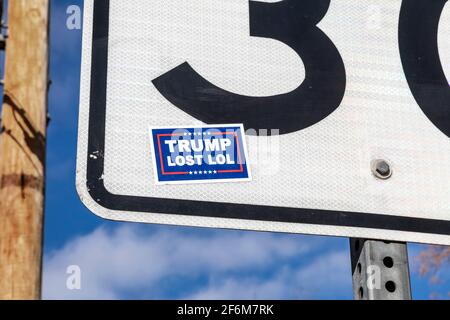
[189,251,351,300]
[188,274,293,300]
[43,225,350,299]
[294,251,351,299]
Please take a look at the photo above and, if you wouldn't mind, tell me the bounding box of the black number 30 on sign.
[153,0,450,136]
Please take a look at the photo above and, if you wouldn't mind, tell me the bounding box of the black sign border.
[85,0,450,236]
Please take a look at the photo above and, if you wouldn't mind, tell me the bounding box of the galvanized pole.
[0,0,50,300]
[350,238,412,300]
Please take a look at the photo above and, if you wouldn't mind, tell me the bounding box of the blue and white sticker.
[150,124,251,185]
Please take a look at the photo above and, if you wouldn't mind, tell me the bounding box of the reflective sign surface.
[77,0,450,245]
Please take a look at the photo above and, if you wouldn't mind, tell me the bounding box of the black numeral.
[152,0,346,135]
[399,0,450,137]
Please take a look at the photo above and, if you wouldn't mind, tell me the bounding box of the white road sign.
[77,0,450,245]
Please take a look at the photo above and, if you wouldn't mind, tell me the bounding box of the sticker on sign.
[149,125,251,185]
[76,0,450,245]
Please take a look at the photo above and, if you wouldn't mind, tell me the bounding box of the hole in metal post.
[383,256,394,268]
[385,281,396,293]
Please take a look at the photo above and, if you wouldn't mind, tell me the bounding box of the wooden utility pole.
[0,0,50,299]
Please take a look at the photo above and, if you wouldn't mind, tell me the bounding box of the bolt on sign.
[77,0,450,245]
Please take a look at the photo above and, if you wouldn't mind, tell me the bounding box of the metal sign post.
[350,239,412,300]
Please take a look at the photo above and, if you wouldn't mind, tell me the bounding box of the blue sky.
[35,0,449,299]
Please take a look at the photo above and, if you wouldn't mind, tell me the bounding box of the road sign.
[77,0,450,245]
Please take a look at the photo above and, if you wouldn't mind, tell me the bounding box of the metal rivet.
[371,159,392,180]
